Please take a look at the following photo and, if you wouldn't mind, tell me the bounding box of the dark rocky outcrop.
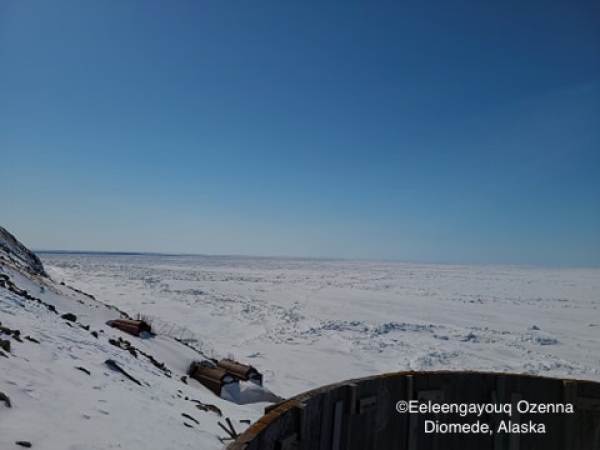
[0,226,47,277]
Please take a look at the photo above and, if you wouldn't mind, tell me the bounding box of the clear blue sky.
[1,1,598,266]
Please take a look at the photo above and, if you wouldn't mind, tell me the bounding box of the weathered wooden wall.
[227,371,600,450]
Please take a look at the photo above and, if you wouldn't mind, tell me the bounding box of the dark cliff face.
[0,226,47,277]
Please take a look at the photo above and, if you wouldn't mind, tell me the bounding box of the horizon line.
[34,249,599,270]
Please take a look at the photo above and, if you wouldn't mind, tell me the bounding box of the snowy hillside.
[0,230,271,450]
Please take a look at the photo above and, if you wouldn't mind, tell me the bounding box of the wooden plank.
[331,400,343,450]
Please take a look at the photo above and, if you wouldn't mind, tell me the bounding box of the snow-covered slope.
[0,229,268,450]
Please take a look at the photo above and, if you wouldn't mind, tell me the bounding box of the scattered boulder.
[0,391,11,408]
[61,313,77,322]
[0,339,10,353]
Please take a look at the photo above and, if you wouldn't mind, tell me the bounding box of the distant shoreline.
[35,250,600,270]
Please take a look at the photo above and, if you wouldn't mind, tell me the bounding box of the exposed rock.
[61,313,77,322]
[0,339,10,353]
[0,391,11,407]
[0,225,46,276]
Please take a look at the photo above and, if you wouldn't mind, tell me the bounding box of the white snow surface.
[2,250,600,449]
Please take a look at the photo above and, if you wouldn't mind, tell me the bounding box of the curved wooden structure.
[226,371,600,450]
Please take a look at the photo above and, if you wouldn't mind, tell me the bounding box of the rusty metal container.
[217,359,263,386]
[189,361,237,396]
[111,319,152,337]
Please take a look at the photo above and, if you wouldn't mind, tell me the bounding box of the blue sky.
[1,1,598,266]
